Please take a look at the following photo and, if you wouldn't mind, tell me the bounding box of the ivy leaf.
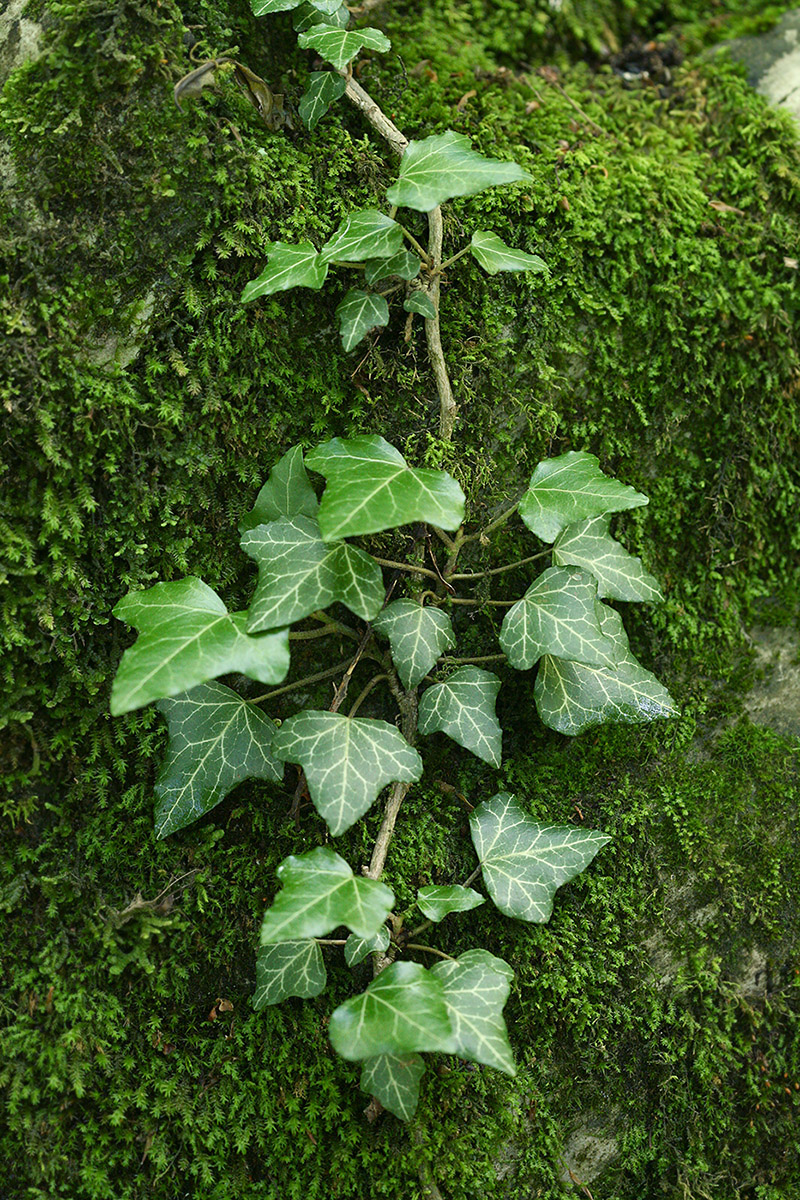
[308,0,345,12]
[416,885,485,922]
[154,681,282,838]
[372,601,455,689]
[328,961,453,1059]
[403,291,437,320]
[534,604,678,735]
[297,25,391,71]
[469,231,548,276]
[298,72,347,130]
[239,445,318,534]
[385,131,531,212]
[499,566,620,671]
[252,0,302,13]
[253,940,326,1007]
[552,514,663,602]
[241,242,328,301]
[364,251,421,286]
[306,435,465,540]
[334,288,389,351]
[359,1054,425,1121]
[111,578,290,715]
[344,926,391,966]
[270,711,423,835]
[519,450,649,543]
[293,2,350,30]
[260,847,394,943]
[418,666,502,766]
[470,792,610,924]
[241,515,384,631]
[430,952,516,1076]
[320,210,404,264]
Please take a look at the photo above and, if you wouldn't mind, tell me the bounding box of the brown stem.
[342,74,408,157]
[425,205,457,440]
[405,943,455,961]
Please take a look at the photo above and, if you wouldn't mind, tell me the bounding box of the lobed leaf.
[416,885,485,922]
[242,515,384,630]
[297,25,391,71]
[364,250,421,286]
[253,940,326,1007]
[552,514,663,602]
[239,445,318,534]
[252,0,302,13]
[403,291,437,320]
[385,131,531,212]
[334,288,390,351]
[241,242,328,301]
[111,577,290,715]
[469,230,548,276]
[344,927,391,967]
[417,666,502,766]
[499,566,620,671]
[298,72,347,130]
[293,3,350,30]
[329,961,454,1060]
[320,210,404,264]
[260,847,394,943]
[359,1054,425,1120]
[430,951,516,1076]
[307,435,465,540]
[519,450,648,543]
[372,600,455,689]
[270,710,423,836]
[154,681,282,838]
[470,792,610,924]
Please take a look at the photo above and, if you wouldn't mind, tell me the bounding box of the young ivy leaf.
[252,0,303,13]
[241,515,384,631]
[111,578,290,715]
[298,72,347,131]
[329,960,454,1060]
[297,25,391,72]
[344,926,391,967]
[270,711,423,836]
[241,242,328,301]
[359,1053,425,1121]
[239,445,318,534]
[416,885,485,922]
[154,681,282,838]
[294,3,350,31]
[469,231,548,276]
[306,435,465,540]
[334,289,390,351]
[320,210,404,264]
[260,847,394,943]
[499,566,620,672]
[417,666,502,767]
[403,291,437,320]
[385,131,531,212]
[519,450,649,543]
[430,951,516,1076]
[552,514,663,602]
[372,600,456,689]
[364,250,421,286]
[470,792,610,924]
[253,940,327,1007]
[534,604,678,735]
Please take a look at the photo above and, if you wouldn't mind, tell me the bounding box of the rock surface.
[721,10,800,125]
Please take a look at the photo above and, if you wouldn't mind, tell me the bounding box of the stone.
[744,626,800,740]
[719,10,800,126]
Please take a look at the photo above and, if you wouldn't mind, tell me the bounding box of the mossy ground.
[1,0,799,1196]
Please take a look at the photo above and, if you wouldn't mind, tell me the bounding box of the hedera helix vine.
[110,0,677,1127]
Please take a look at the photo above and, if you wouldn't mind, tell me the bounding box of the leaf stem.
[447,597,516,607]
[406,918,433,940]
[437,243,472,273]
[249,656,356,704]
[448,549,550,580]
[462,865,482,889]
[372,556,441,583]
[460,501,522,546]
[405,943,455,961]
[440,653,506,665]
[347,673,389,718]
[315,938,347,946]
[398,224,431,265]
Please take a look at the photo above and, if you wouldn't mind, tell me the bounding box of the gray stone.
[744,626,800,740]
[720,10,800,125]
[0,0,44,86]
[557,1111,621,1186]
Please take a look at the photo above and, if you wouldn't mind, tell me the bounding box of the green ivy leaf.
[416,885,485,922]
[320,210,404,264]
[270,711,423,836]
[334,288,390,351]
[469,230,548,276]
[344,927,391,966]
[253,940,326,1007]
[385,131,531,212]
[297,25,391,71]
[252,0,302,14]
[293,2,349,30]
[552,514,663,602]
[260,847,394,943]
[329,961,453,1059]
[111,578,290,715]
[154,681,282,838]
[306,436,465,540]
[499,566,620,671]
[298,72,347,130]
[430,951,516,1075]
[308,0,345,12]
[241,242,328,301]
[372,601,455,689]
[403,291,437,320]
[418,666,502,766]
[241,516,384,631]
[364,251,421,286]
[519,450,649,543]
[470,792,610,924]
[534,604,678,735]
[239,445,318,534]
[359,1054,425,1120]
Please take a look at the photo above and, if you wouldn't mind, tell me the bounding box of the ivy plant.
[111,438,676,1119]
